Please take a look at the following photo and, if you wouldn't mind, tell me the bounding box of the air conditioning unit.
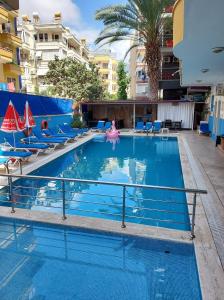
[216,84,224,96]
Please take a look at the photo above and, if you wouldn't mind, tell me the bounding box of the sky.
[19,0,130,60]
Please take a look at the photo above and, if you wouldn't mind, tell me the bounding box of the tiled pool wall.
[0,217,202,300]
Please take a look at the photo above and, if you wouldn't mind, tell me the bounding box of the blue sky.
[20,0,129,58]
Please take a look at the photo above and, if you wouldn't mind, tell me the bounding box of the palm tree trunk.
[145,41,161,101]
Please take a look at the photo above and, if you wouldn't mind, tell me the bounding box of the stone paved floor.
[183,131,224,270]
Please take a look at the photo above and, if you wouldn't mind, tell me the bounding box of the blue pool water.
[0,217,201,300]
[1,136,189,230]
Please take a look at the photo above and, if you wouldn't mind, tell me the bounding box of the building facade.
[173,0,224,138]
[18,12,89,93]
[0,0,22,91]
[90,50,118,96]
[129,8,187,101]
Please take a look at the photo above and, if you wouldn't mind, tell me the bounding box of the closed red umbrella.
[1,100,25,147]
[24,101,35,128]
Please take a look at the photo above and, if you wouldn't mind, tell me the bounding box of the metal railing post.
[191,193,197,239]
[121,186,126,228]
[8,176,15,213]
[62,180,66,220]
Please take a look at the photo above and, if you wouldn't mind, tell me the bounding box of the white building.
[18,12,89,93]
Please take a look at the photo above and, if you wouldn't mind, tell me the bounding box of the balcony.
[3,63,22,75]
[0,42,13,63]
[160,34,173,52]
[0,6,8,23]
[0,32,22,47]
[4,0,19,10]
[159,67,181,89]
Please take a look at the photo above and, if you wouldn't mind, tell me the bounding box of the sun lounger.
[59,124,86,137]
[42,128,77,141]
[22,128,68,145]
[4,136,50,157]
[91,121,105,131]
[24,128,69,147]
[134,122,144,132]
[0,150,32,160]
[0,150,32,174]
[152,120,162,133]
[102,122,112,132]
[144,122,153,133]
[47,127,78,139]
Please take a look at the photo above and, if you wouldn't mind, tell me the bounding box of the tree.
[117,61,129,99]
[95,0,173,101]
[45,57,104,102]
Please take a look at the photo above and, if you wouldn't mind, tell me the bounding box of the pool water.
[1,136,189,230]
[0,217,201,300]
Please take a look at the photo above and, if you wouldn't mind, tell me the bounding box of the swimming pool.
[0,136,190,230]
[0,217,201,300]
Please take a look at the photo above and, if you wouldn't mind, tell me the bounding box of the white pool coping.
[0,130,223,299]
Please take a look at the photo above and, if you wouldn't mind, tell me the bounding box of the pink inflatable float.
[106,120,120,138]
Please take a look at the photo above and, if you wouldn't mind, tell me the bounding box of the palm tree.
[95,0,173,101]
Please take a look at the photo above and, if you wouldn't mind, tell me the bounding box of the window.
[39,33,43,42]
[44,33,48,41]
[102,63,108,69]
[102,74,108,80]
[34,34,37,41]
[52,34,59,41]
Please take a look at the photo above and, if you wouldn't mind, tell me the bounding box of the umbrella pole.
[13,132,16,149]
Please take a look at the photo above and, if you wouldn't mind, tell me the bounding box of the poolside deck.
[182,131,224,270]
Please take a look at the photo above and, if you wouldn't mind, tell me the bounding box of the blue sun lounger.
[102,121,112,131]
[42,128,77,141]
[144,122,153,133]
[59,124,87,137]
[22,128,68,147]
[135,122,144,132]
[0,150,32,159]
[45,127,78,139]
[152,120,162,133]
[28,128,68,145]
[4,136,50,157]
[91,121,105,131]
[0,150,32,174]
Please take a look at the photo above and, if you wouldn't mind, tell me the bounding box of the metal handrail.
[0,173,207,194]
[0,173,207,239]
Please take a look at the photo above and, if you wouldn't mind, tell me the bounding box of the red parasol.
[1,100,25,148]
[1,100,24,132]
[24,101,35,128]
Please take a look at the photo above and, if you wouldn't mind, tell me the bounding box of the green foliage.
[71,114,85,128]
[95,0,174,100]
[103,91,117,100]
[117,61,129,100]
[44,57,104,102]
